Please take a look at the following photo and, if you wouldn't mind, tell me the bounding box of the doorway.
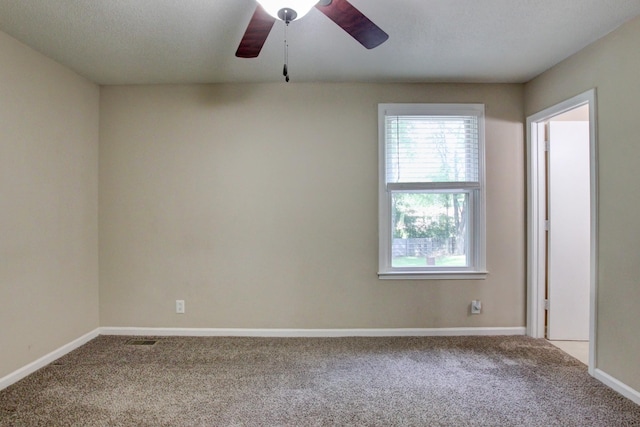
[526,89,598,375]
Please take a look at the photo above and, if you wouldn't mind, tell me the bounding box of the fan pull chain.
[283,13,290,82]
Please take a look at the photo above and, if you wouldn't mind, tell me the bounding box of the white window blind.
[385,115,479,184]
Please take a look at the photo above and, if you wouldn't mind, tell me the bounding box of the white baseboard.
[594,368,640,405]
[99,326,526,337]
[0,328,100,391]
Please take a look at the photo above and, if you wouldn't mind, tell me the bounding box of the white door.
[547,121,590,341]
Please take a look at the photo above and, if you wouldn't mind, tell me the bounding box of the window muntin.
[378,104,486,279]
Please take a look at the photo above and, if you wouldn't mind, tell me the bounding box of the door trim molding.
[526,88,598,376]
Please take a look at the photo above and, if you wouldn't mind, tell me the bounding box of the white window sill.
[378,271,489,280]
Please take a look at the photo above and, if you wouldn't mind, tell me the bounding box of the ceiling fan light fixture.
[256,0,318,21]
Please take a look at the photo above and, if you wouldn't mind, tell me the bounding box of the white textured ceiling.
[0,0,639,85]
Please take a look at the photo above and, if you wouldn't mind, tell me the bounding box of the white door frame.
[526,89,598,375]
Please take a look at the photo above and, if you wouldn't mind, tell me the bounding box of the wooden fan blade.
[315,0,389,49]
[236,5,276,58]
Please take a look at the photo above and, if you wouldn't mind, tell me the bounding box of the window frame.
[378,103,487,280]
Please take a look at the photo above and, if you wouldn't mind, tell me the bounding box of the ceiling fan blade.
[315,0,389,49]
[236,5,276,58]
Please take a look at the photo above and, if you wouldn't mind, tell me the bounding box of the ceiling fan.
[236,0,389,58]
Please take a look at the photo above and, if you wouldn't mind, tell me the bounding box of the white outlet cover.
[471,300,482,314]
[176,300,185,314]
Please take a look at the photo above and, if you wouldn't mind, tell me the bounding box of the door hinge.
[544,299,550,310]
[545,141,550,152]
[545,220,550,231]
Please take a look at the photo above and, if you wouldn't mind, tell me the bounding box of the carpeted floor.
[1,335,639,426]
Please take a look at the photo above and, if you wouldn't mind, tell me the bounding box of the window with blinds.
[378,104,487,279]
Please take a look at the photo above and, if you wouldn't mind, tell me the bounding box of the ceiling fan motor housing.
[277,8,297,22]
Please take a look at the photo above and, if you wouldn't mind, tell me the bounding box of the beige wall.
[525,16,640,391]
[0,31,100,378]
[99,83,525,329]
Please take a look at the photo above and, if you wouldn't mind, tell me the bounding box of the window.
[378,104,487,279]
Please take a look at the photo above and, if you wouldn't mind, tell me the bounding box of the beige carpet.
[1,335,639,426]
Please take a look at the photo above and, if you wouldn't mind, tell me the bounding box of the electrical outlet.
[471,300,482,314]
[176,300,185,314]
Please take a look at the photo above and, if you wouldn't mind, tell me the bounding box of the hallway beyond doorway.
[549,340,589,365]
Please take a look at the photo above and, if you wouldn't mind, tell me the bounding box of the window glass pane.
[385,116,479,184]
[391,192,469,268]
